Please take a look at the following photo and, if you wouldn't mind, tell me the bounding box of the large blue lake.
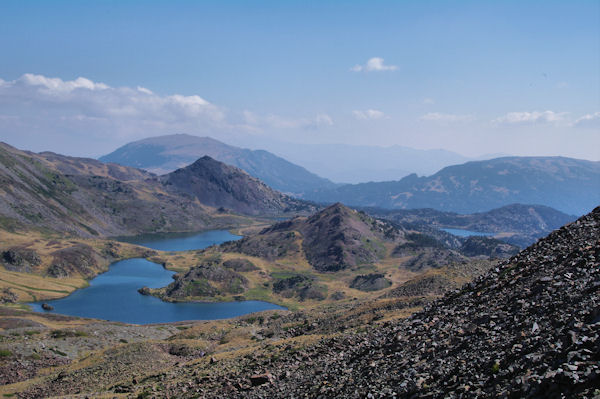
[30,230,285,324]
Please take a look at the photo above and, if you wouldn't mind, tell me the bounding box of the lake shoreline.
[28,230,286,324]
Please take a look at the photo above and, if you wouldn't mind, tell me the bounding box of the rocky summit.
[187,206,599,398]
[159,155,315,216]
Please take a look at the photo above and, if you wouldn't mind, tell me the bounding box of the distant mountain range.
[0,142,312,237]
[235,139,504,183]
[99,134,336,195]
[305,156,600,215]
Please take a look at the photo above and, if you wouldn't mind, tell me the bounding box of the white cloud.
[136,86,153,95]
[0,73,226,138]
[492,110,566,125]
[353,109,385,120]
[19,73,110,92]
[422,98,435,105]
[420,112,474,123]
[574,112,600,128]
[315,113,334,126]
[351,57,398,72]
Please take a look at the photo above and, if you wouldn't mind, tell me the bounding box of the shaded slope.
[0,143,238,236]
[99,134,335,194]
[307,156,600,215]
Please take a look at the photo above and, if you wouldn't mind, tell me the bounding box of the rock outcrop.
[1,247,41,272]
[46,244,100,278]
[349,273,392,291]
[159,263,248,299]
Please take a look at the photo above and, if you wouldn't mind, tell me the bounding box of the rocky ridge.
[166,205,600,398]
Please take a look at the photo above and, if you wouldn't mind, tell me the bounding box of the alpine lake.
[30,230,285,324]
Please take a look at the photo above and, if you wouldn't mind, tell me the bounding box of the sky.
[0,0,598,160]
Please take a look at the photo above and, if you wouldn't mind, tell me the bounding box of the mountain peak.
[225,202,403,272]
[161,156,313,216]
[321,202,352,214]
[191,155,219,164]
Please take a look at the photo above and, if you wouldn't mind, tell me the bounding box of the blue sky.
[0,0,598,160]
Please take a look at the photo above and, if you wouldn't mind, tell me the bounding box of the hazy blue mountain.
[305,157,600,215]
[99,134,336,195]
[235,139,492,183]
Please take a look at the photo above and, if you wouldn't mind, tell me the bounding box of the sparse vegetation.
[0,349,12,358]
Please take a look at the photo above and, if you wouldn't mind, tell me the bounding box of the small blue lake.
[30,230,285,324]
[441,228,495,238]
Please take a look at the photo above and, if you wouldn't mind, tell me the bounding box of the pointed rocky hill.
[222,202,403,272]
[196,205,600,398]
[159,156,315,216]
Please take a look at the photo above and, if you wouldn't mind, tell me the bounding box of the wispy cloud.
[351,57,398,72]
[422,98,435,105]
[352,109,385,120]
[420,112,474,123]
[492,110,566,125]
[574,111,600,128]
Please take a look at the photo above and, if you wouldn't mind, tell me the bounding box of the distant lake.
[118,229,241,251]
[30,230,285,324]
[441,228,495,238]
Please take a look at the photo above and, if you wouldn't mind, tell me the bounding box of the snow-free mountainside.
[0,140,597,398]
[100,135,600,216]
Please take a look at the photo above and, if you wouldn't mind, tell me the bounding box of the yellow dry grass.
[0,268,87,302]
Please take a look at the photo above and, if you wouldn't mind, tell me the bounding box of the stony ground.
[135,206,599,398]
